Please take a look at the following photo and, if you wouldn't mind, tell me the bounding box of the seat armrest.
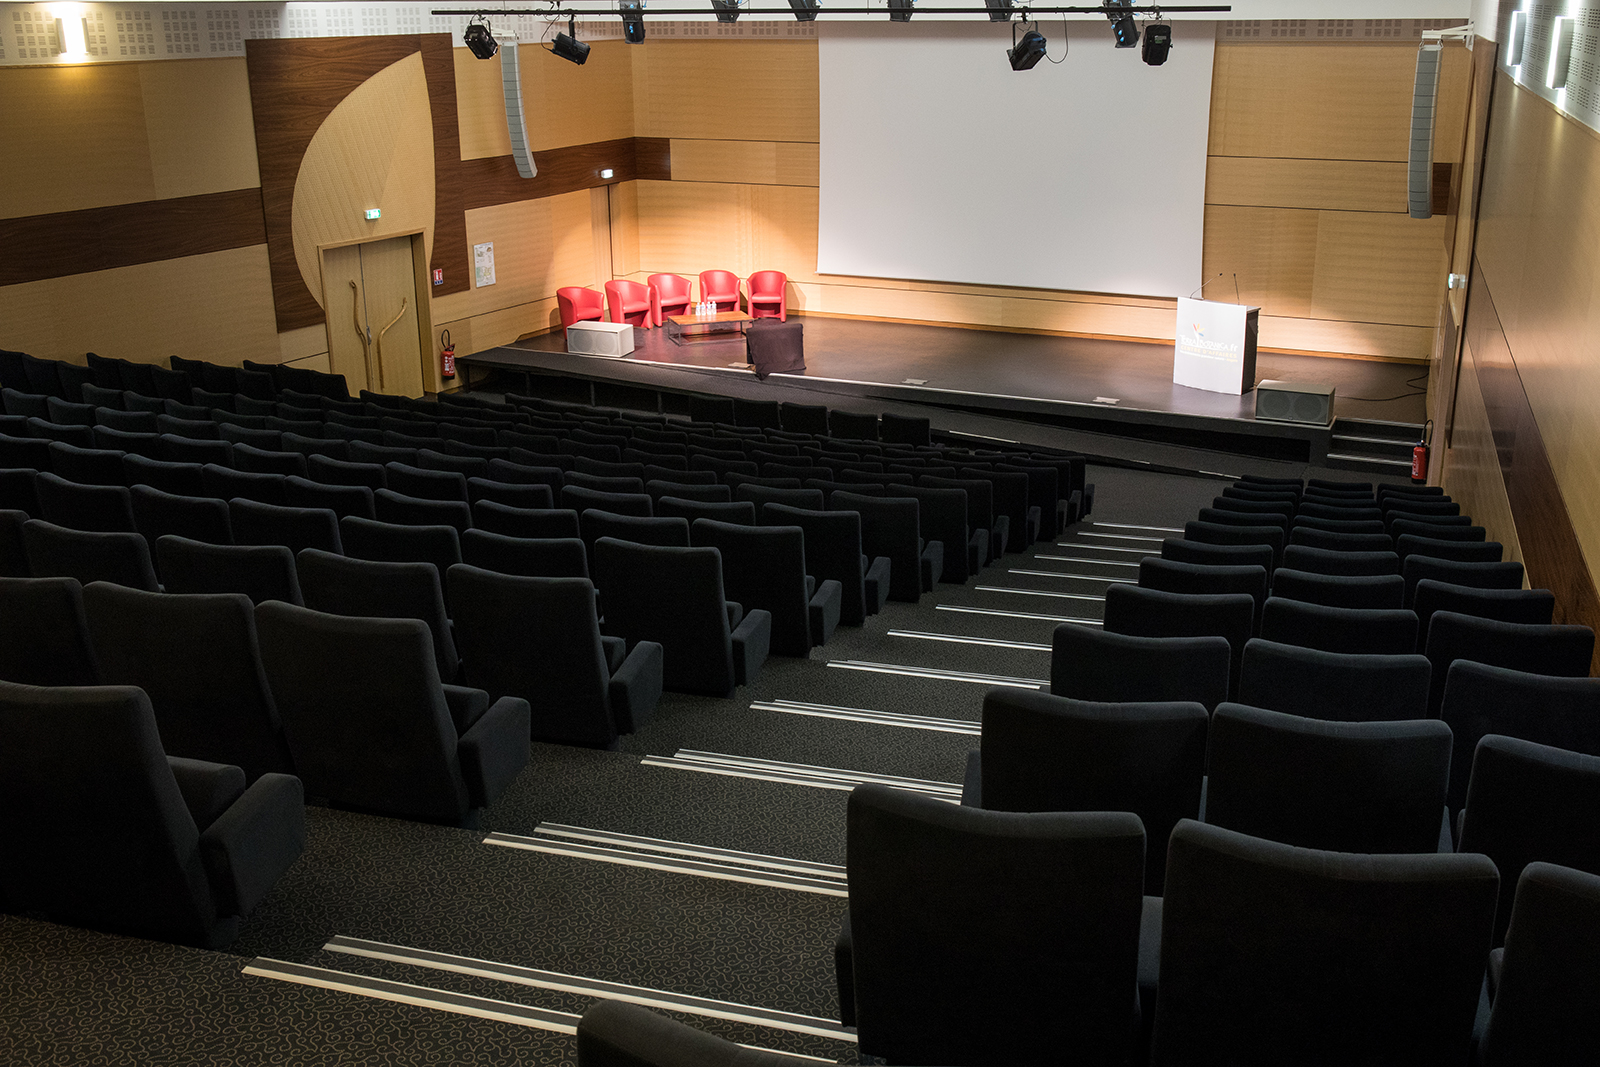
[1487,946,1505,1001]
[731,608,771,686]
[600,635,627,675]
[864,555,891,614]
[458,696,531,808]
[199,772,305,916]
[441,684,490,734]
[168,756,246,832]
[961,749,981,807]
[808,578,842,646]
[1025,504,1042,544]
[578,1000,803,1067]
[1064,489,1083,528]
[991,515,1010,558]
[1438,805,1454,853]
[968,528,989,572]
[805,573,816,599]
[835,909,856,1028]
[609,640,664,734]
[724,599,744,629]
[919,539,944,591]
[1084,482,1096,516]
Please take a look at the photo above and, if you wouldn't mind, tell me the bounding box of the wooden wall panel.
[632,40,818,142]
[1205,158,1407,213]
[0,64,156,218]
[0,189,266,287]
[1442,335,1526,574]
[423,35,470,299]
[455,42,635,160]
[0,245,280,366]
[670,139,819,186]
[1310,211,1449,327]
[1209,42,1471,163]
[288,52,436,314]
[1202,205,1318,318]
[138,59,260,201]
[609,181,640,279]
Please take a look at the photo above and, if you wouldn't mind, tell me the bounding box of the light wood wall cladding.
[1475,71,1600,596]
[1204,158,1409,213]
[670,139,819,186]
[1209,43,1472,162]
[455,42,635,160]
[0,188,266,287]
[0,245,280,366]
[0,59,258,220]
[431,190,596,330]
[289,52,436,313]
[631,41,819,142]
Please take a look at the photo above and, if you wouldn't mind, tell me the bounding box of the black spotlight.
[888,0,913,22]
[1142,23,1172,65]
[463,18,499,60]
[619,0,645,43]
[552,16,590,64]
[787,0,818,20]
[712,0,740,22]
[1104,0,1137,48]
[1009,28,1046,70]
[984,0,1013,21]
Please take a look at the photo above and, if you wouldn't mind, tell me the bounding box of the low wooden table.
[665,310,752,346]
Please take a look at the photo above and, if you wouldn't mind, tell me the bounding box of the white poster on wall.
[473,242,496,288]
[817,21,1215,298]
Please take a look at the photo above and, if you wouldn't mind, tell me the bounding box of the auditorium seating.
[0,575,101,685]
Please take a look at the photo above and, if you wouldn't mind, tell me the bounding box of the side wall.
[1,33,1468,375]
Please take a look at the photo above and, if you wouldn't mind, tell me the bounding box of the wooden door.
[321,235,425,399]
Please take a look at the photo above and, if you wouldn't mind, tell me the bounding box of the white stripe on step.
[823,659,1047,688]
[887,629,1051,651]
[752,699,981,735]
[936,605,1103,625]
[977,586,1105,603]
[1009,568,1137,584]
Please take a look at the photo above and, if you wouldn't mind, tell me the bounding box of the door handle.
[374,297,409,392]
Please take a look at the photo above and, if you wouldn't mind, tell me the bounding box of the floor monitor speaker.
[1256,380,1335,426]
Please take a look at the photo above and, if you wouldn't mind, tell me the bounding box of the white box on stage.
[566,320,634,357]
[1173,297,1260,395]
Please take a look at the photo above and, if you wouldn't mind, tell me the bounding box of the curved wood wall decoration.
[247,34,673,334]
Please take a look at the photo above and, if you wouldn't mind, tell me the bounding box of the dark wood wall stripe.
[421,35,470,300]
[458,137,672,212]
[1465,262,1600,671]
[245,35,425,333]
[0,188,267,288]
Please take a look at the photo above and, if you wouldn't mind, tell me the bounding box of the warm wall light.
[52,3,87,58]
[1548,15,1575,89]
[1506,9,1527,66]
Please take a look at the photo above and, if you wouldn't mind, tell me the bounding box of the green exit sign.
[364,208,381,220]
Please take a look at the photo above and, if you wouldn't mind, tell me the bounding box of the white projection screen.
[817,20,1216,299]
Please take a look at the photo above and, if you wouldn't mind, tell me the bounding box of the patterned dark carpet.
[0,460,1228,1065]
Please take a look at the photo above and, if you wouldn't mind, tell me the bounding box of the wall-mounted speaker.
[1407,41,1441,219]
[499,33,537,180]
[1256,380,1335,426]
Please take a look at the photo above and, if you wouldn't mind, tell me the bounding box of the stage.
[461,315,1428,471]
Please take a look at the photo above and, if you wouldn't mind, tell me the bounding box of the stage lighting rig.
[787,0,818,19]
[463,14,499,59]
[551,14,590,63]
[620,0,646,42]
[1008,20,1046,69]
[1104,0,1137,47]
[1141,21,1171,64]
[985,0,1014,20]
[888,0,914,21]
[712,0,740,22]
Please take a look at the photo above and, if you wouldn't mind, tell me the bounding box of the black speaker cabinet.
[1255,380,1335,426]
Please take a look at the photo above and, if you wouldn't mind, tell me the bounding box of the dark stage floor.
[503,315,1428,427]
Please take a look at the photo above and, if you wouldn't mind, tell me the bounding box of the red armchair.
[648,273,693,326]
[556,286,605,330]
[698,270,741,313]
[746,270,788,322]
[604,280,659,330]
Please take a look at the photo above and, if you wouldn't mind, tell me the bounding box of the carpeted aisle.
[0,462,1226,1065]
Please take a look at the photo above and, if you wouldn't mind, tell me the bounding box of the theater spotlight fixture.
[619,0,645,43]
[712,0,740,22]
[551,14,589,64]
[463,15,499,59]
[787,0,818,20]
[1008,22,1046,70]
[888,0,913,22]
[1103,0,1137,48]
[984,0,1013,21]
[1141,22,1171,65]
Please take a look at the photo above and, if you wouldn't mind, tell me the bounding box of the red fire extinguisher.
[440,329,456,381]
[1411,418,1433,483]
